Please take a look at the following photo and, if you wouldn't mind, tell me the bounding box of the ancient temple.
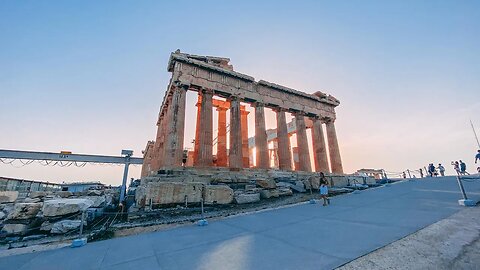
[141,50,344,177]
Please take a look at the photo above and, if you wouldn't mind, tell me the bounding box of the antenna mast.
[471,120,480,149]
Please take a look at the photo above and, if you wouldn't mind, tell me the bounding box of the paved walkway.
[1,176,480,270]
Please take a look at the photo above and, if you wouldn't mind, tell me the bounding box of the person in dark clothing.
[459,160,470,175]
[475,150,480,164]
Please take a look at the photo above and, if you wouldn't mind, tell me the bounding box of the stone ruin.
[136,50,372,209]
[0,189,117,239]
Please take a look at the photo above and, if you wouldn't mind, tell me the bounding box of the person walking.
[452,161,460,174]
[437,164,445,177]
[459,160,470,175]
[319,172,329,206]
[428,163,435,177]
[475,150,480,164]
[419,168,424,178]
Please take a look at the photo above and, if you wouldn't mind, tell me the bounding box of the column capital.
[272,107,287,113]
[227,95,239,102]
[293,111,306,116]
[324,117,336,124]
[252,102,265,108]
[200,87,214,95]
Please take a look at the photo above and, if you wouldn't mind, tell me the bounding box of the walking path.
[1,176,479,270]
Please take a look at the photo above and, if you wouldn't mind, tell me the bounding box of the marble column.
[228,96,242,169]
[295,112,311,172]
[311,116,330,173]
[216,107,228,167]
[241,108,250,168]
[163,86,187,167]
[325,118,344,174]
[275,108,292,170]
[193,94,202,164]
[194,89,213,167]
[254,103,269,169]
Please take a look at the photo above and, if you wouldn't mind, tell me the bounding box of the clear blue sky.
[1,1,479,184]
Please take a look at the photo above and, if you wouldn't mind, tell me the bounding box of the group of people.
[426,163,446,177]
[452,160,470,175]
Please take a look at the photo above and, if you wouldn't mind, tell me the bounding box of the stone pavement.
[1,176,479,270]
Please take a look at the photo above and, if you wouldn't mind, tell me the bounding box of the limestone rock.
[277,182,305,193]
[145,182,203,205]
[256,179,276,189]
[234,193,260,204]
[260,189,280,199]
[42,199,94,217]
[56,191,73,198]
[24,198,42,203]
[40,221,53,232]
[84,196,106,208]
[2,224,29,235]
[7,203,42,220]
[277,188,293,196]
[51,220,83,234]
[0,191,19,203]
[204,185,233,205]
[87,190,103,196]
[29,191,46,199]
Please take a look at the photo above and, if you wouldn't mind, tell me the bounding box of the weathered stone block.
[204,185,233,205]
[40,221,53,232]
[7,202,42,220]
[256,179,276,189]
[29,191,47,199]
[51,220,83,234]
[0,191,19,203]
[42,199,94,217]
[56,191,73,198]
[2,224,29,235]
[84,196,106,208]
[24,198,42,203]
[277,188,293,196]
[234,193,260,204]
[145,182,203,205]
[260,189,280,199]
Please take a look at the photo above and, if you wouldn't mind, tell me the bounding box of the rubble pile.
[132,168,375,210]
[0,189,118,239]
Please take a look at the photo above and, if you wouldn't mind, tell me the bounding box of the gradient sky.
[1,1,479,185]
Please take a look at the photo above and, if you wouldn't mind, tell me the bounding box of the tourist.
[319,172,329,206]
[459,160,470,175]
[402,171,406,178]
[419,168,424,178]
[428,164,435,177]
[452,161,460,174]
[475,150,480,164]
[437,164,445,177]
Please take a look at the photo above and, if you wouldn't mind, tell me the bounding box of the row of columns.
[153,86,343,174]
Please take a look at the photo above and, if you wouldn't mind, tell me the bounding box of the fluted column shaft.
[326,119,344,174]
[216,107,228,167]
[193,95,202,164]
[163,86,187,167]
[311,117,330,173]
[229,97,243,169]
[194,89,213,167]
[241,109,250,168]
[295,112,311,172]
[254,103,269,169]
[276,109,292,170]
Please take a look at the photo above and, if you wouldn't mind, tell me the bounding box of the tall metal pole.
[455,172,468,200]
[119,156,131,204]
[471,120,480,149]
